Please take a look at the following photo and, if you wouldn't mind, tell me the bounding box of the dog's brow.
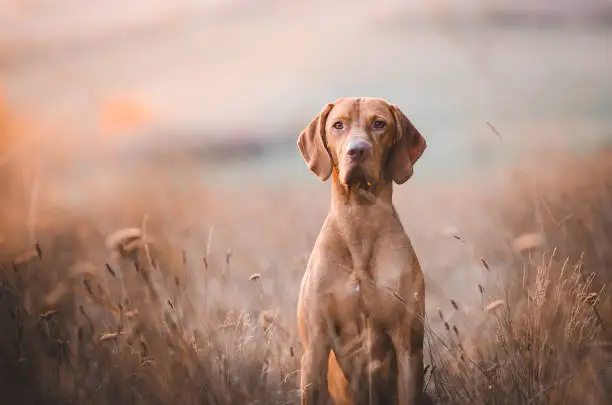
[331,115,350,122]
[366,114,387,124]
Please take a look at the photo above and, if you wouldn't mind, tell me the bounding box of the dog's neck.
[328,170,398,275]
[329,170,395,214]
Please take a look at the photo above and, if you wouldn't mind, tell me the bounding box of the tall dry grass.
[429,252,609,404]
[1,103,611,404]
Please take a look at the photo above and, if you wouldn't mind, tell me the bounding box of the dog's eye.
[332,121,344,130]
[373,120,386,129]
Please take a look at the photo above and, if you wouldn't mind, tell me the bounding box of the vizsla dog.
[296,97,427,405]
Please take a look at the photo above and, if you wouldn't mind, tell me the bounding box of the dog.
[296,97,427,405]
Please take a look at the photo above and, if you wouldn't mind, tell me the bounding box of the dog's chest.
[323,215,415,327]
[330,259,406,328]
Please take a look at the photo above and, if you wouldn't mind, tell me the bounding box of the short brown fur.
[297,97,427,405]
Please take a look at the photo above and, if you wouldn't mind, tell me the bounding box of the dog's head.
[297,97,426,188]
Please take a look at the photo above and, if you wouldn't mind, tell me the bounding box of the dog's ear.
[388,104,427,184]
[297,103,334,181]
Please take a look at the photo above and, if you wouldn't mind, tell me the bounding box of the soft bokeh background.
[2,0,611,187]
[2,0,611,298]
[2,0,612,324]
[0,2,611,404]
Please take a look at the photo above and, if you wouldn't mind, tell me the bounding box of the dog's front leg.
[392,322,424,405]
[392,290,425,405]
[301,331,332,405]
[395,343,424,405]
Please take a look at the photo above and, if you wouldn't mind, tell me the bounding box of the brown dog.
[296,97,427,405]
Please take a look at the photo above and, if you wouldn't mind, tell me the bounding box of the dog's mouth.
[343,164,373,189]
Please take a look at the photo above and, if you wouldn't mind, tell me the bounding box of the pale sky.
[0,0,610,152]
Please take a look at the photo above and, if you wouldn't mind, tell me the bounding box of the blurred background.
[1,0,612,317]
[1,0,611,194]
[1,3,612,404]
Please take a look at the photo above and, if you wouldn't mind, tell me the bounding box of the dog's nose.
[346,139,371,159]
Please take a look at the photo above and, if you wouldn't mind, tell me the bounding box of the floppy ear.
[297,103,334,181]
[388,104,427,184]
